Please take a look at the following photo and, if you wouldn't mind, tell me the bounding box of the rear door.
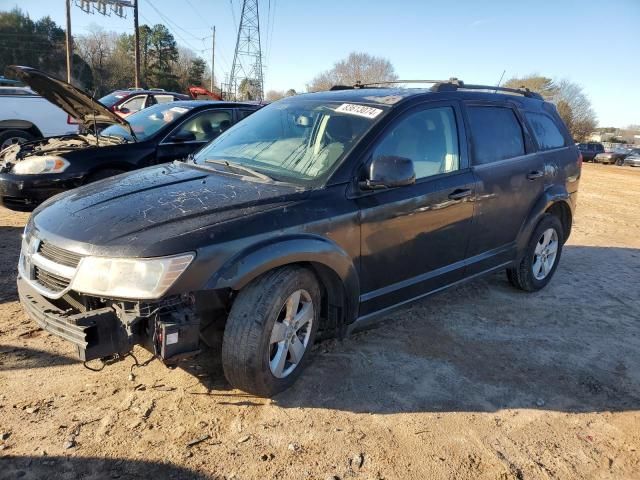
[464,102,544,275]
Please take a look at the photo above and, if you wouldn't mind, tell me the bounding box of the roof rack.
[330,78,543,100]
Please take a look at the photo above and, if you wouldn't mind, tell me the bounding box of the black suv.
[577,142,604,162]
[17,80,581,396]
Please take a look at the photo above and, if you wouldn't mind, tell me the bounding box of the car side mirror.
[118,106,130,114]
[360,155,416,190]
[169,131,196,143]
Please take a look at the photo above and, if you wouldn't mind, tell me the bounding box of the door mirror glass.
[169,131,196,143]
[362,155,416,190]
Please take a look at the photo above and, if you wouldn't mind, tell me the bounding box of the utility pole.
[65,0,72,83]
[133,0,141,88]
[211,26,216,92]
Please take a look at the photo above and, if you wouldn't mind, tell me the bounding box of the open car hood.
[6,66,133,135]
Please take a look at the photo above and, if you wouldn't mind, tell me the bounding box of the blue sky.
[5,0,639,127]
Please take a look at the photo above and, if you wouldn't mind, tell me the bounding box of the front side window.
[171,110,233,142]
[194,100,385,184]
[467,106,525,164]
[120,95,146,114]
[525,112,566,150]
[373,106,459,179]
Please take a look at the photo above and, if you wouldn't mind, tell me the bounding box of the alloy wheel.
[268,289,314,379]
[532,228,559,280]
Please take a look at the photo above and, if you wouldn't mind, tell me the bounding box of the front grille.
[38,241,81,268]
[34,266,71,293]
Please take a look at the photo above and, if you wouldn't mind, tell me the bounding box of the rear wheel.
[221,266,321,397]
[0,129,35,151]
[507,214,563,292]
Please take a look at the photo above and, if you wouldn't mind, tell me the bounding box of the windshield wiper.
[205,159,272,181]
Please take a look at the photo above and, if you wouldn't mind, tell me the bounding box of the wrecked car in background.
[17,80,581,397]
[0,66,261,211]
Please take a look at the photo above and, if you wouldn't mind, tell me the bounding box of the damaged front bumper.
[17,276,202,363]
[18,277,130,361]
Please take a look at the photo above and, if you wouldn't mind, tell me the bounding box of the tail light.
[67,115,79,125]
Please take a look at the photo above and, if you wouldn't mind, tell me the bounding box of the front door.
[357,102,475,317]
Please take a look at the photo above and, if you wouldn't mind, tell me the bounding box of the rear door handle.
[527,170,544,180]
[448,188,472,200]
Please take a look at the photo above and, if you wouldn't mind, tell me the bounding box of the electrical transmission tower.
[229,0,264,101]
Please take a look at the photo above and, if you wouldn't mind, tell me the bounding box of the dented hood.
[6,65,132,134]
[30,161,303,257]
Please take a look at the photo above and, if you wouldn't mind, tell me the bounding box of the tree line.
[0,8,211,96]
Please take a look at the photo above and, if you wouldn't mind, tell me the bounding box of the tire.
[507,214,563,292]
[221,266,321,397]
[85,169,126,184]
[0,129,35,151]
[615,158,623,166]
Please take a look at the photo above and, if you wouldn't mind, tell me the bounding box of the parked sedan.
[594,147,640,166]
[99,89,192,118]
[0,66,260,211]
[623,152,640,167]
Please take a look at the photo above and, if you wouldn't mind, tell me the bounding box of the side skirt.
[347,261,512,334]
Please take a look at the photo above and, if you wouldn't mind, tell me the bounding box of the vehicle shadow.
[0,345,77,371]
[266,245,640,414]
[0,225,24,305]
[0,455,211,480]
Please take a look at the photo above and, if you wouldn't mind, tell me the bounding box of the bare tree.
[75,26,117,94]
[504,75,597,141]
[265,89,285,101]
[307,52,398,92]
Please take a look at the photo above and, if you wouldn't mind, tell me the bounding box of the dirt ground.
[0,163,639,480]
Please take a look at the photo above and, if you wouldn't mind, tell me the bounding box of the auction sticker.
[335,103,383,119]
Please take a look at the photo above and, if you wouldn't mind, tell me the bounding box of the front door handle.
[527,170,544,180]
[448,188,472,200]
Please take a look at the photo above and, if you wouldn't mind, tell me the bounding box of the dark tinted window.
[373,106,459,178]
[594,144,604,152]
[238,109,256,120]
[525,112,566,150]
[467,106,525,164]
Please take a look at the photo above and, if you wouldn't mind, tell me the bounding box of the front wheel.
[221,266,321,397]
[507,214,563,292]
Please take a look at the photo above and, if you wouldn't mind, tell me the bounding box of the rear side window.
[525,112,566,150]
[467,106,525,164]
[237,109,256,121]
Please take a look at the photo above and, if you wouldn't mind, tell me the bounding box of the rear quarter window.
[467,106,525,165]
[525,112,566,150]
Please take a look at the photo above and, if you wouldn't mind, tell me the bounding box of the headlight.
[12,156,70,175]
[71,253,194,299]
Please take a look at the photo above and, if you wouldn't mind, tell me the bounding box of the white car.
[0,85,78,151]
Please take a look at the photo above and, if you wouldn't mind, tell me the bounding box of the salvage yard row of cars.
[3,67,582,396]
[577,142,640,166]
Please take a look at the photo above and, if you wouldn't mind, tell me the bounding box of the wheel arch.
[206,235,360,334]
[0,120,43,139]
[517,186,573,256]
